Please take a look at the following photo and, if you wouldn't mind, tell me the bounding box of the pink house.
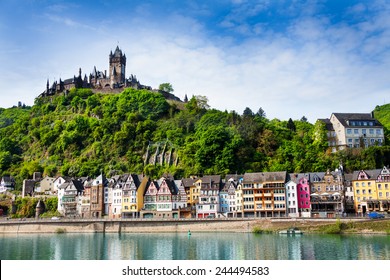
[297,175,311,217]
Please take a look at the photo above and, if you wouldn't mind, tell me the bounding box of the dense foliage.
[0,88,389,189]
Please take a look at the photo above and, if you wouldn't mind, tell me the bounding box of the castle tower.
[109,46,126,88]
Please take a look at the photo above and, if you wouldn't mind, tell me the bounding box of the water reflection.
[0,233,389,260]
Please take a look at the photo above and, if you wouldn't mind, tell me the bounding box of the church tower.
[109,46,126,88]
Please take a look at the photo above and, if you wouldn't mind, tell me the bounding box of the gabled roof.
[58,179,84,193]
[287,173,309,184]
[182,178,195,187]
[1,175,15,184]
[352,169,382,180]
[54,176,71,183]
[93,173,108,186]
[221,180,237,192]
[77,177,90,184]
[199,175,221,190]
[165,178,178,195]
[332,113,383,128]
[318,118,334,131]
[243,172,287,183]
[225,174,244,182]
[71,179,84,193]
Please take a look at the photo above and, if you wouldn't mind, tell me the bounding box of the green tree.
[287,118,296,132]
[243,107,254,117]
[159,83,174,93]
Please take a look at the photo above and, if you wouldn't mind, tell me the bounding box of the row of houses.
[3,166,390,219]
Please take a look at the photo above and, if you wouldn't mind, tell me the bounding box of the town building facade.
[320,113,385,152]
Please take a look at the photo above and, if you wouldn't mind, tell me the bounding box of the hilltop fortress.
[39,46,182,102]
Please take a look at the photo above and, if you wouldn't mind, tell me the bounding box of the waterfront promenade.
[0,217,376,234]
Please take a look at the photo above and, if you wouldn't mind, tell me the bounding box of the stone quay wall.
[0,218,363,234]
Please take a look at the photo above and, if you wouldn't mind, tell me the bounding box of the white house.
[285,176,299,218]
[57,179,84,217]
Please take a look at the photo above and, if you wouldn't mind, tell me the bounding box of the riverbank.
[0,217,388,234]
[253,218,390,234]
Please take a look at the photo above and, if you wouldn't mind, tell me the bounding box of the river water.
[0,232,389,260]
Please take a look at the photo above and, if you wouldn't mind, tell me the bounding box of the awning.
[310,193,319,196]
[332,192,341,196]
[321,192,330,196]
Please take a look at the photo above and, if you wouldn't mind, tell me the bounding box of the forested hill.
[0,88,389,189]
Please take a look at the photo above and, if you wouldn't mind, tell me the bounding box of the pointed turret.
[114,45,122,57]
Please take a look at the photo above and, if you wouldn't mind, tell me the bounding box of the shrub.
[252,226,273,234]
[324,219,342,234]
[55,228,66,234]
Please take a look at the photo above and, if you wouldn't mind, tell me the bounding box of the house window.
[354,129,359,134]
[378,184,382,189]
[376,129,382,135]
[347,129,352,134]
[369,129,374,134]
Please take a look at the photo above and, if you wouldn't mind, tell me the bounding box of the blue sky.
[1,0,389,122]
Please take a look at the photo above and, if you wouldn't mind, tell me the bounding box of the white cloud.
[1,1,389,124]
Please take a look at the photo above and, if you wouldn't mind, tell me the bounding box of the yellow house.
[122,174,149,218]
[352,169,380,215]
[190,180,201,207]
[182,178,196,207]
[375,166,390,212]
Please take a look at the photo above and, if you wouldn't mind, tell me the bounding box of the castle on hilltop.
[39,46,152,98]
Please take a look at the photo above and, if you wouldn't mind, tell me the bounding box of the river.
[0,232,389,260]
